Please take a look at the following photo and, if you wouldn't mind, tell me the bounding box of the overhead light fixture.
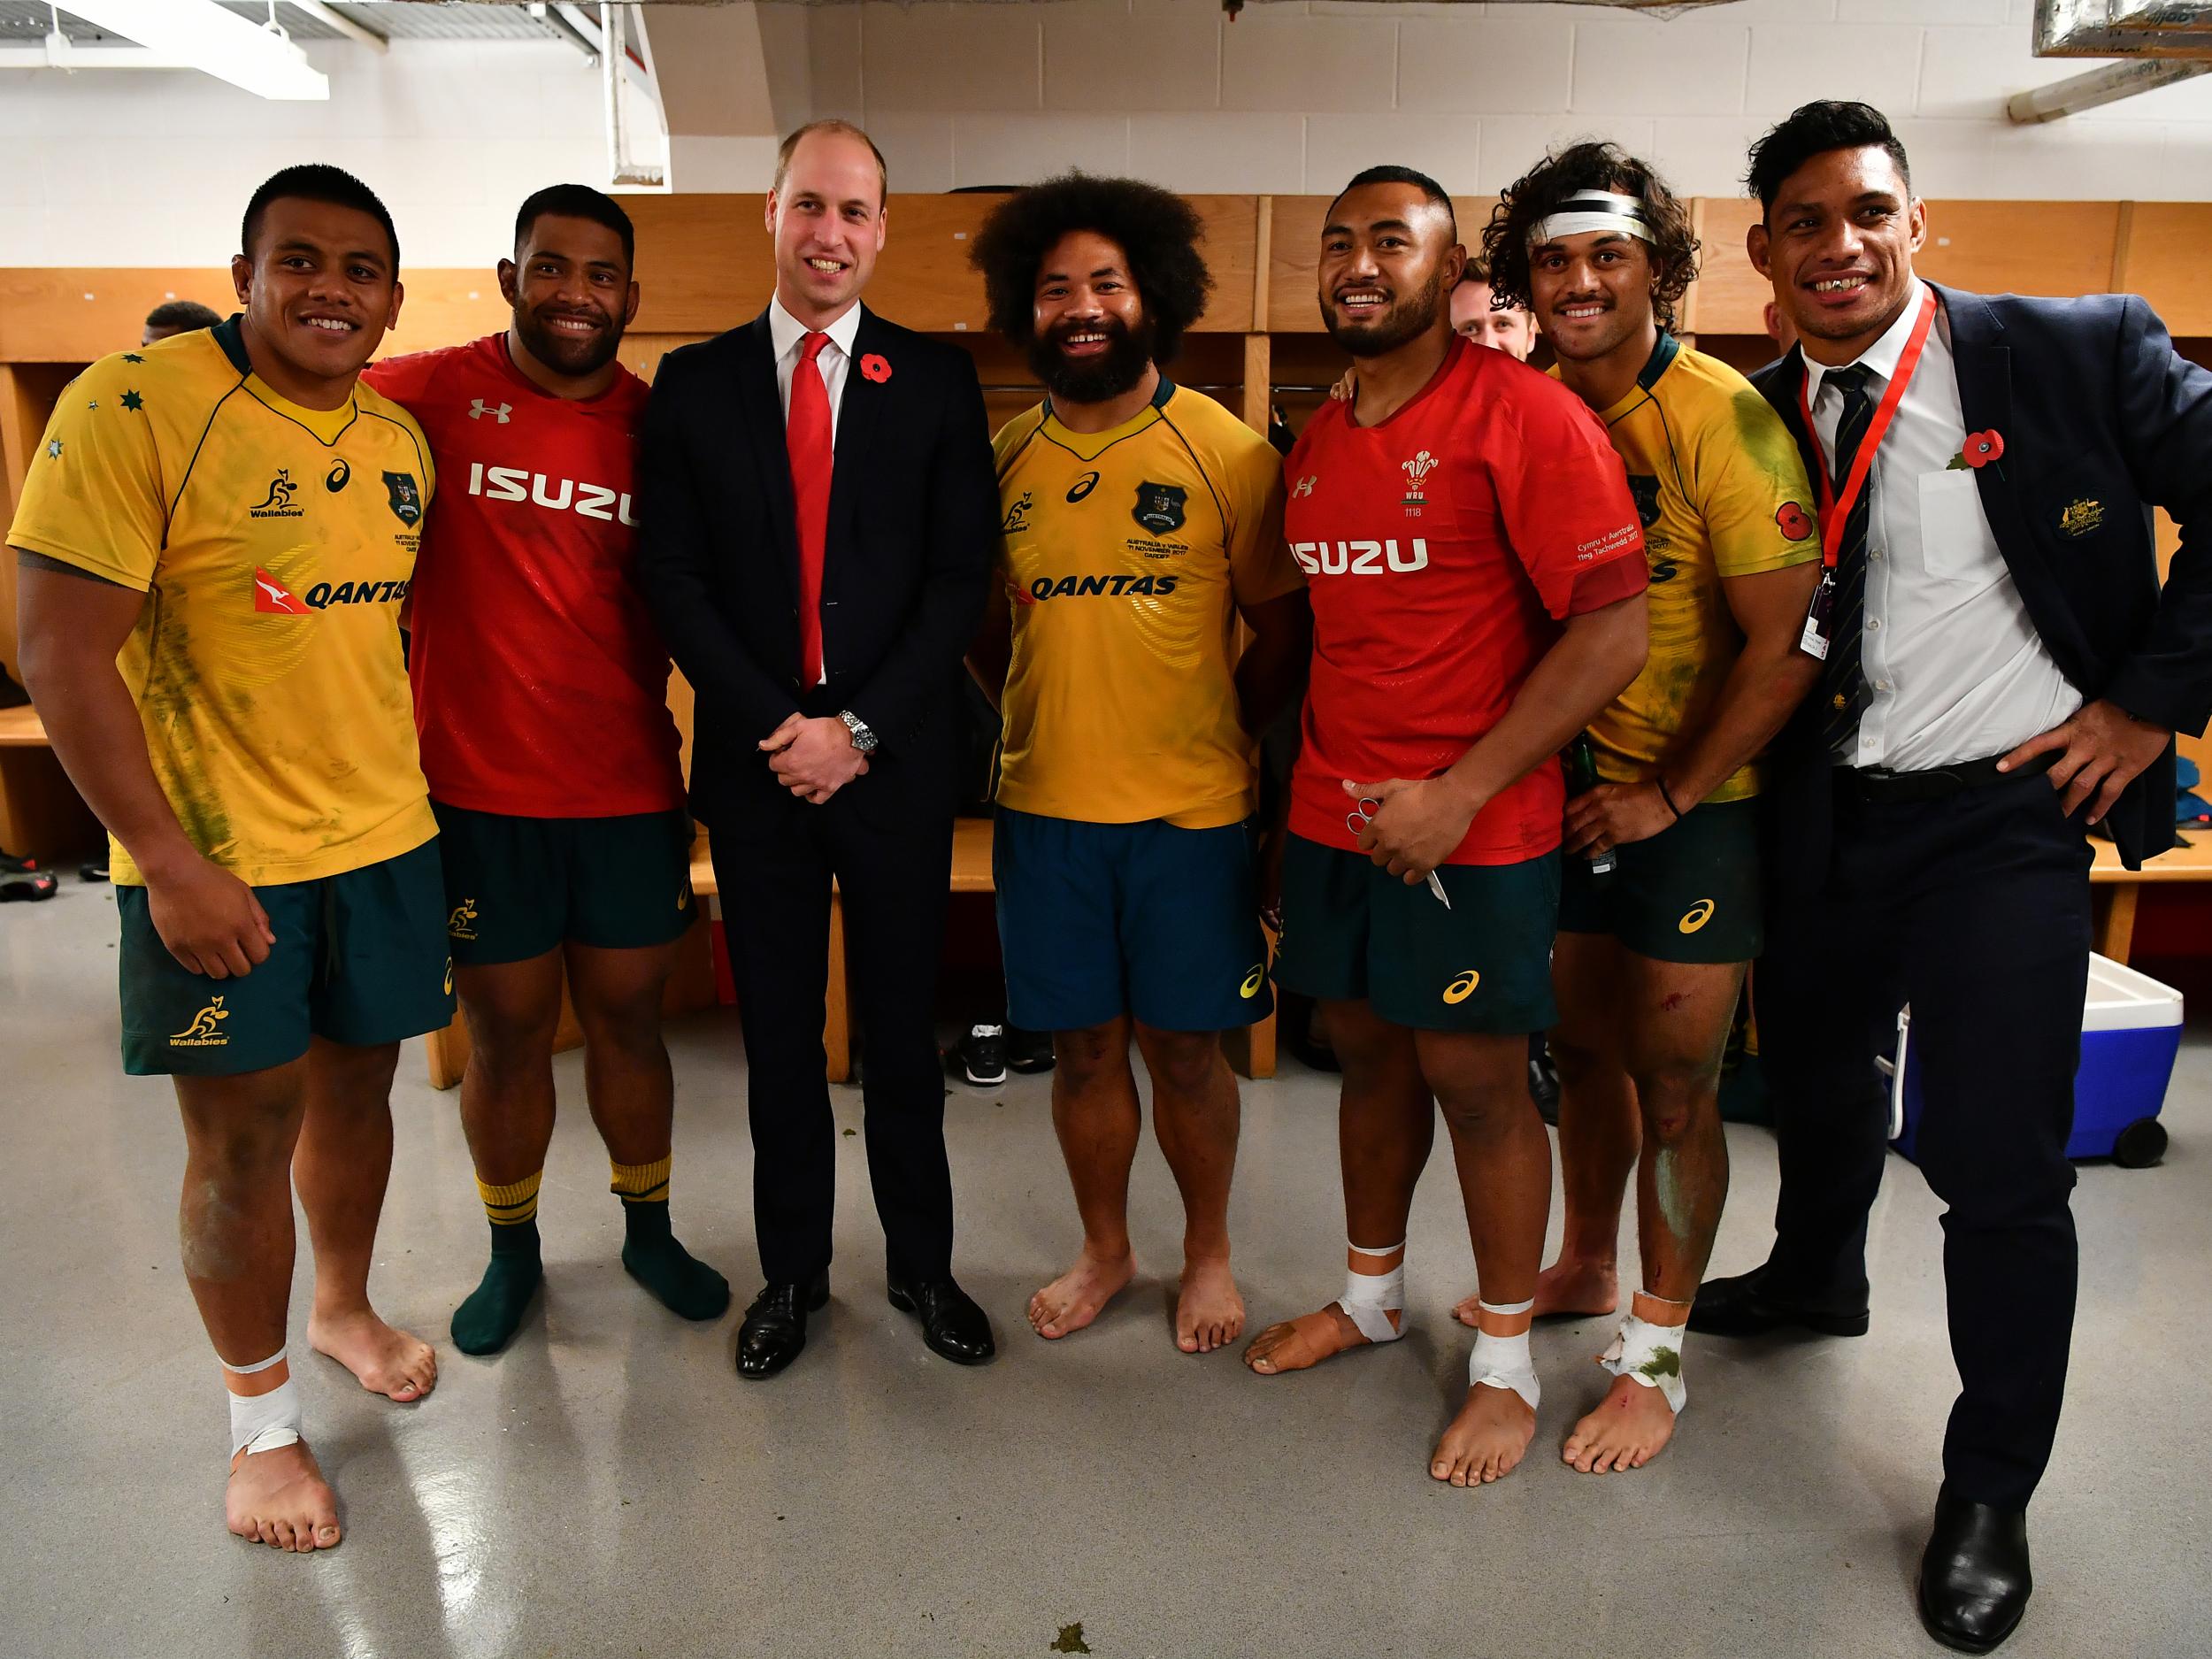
[54,0,329,101]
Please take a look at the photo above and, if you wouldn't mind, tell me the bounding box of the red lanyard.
[1797,287,1937,571]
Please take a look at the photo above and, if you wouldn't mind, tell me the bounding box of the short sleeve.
[6,357,166,591]
[1225,440,1301,606]
[1701,387,1821,579]
[359,347,443,411]
[1492,378,1647,619]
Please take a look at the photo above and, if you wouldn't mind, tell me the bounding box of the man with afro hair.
[967,173,1310,1356]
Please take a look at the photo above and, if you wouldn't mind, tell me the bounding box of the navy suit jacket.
[1750,282,2212,884]
[633,305,997,834]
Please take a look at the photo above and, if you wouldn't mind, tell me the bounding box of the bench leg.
[1225,920,1279,1080]
[2096,882,2141,964]
[824,890,851,1085]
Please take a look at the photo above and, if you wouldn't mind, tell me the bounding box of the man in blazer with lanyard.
[635,119,1000,1378]
[1694,102,2212,1652]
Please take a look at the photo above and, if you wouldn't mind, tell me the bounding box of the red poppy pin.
[1948,429,2004,471]
[860,353,892,384]
[1774,501,1814,542]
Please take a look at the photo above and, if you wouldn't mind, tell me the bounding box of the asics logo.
[1291,539,1430,576]
[467,462,635,526]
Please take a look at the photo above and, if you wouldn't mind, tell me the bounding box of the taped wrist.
[1336,1239,1407,1345]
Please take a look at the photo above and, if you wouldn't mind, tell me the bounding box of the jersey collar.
[1038,375,1175,454]
[1637,328,1680,392]
[214,314,253,375]
[1041,373,1175,425]
[217,312,357,445]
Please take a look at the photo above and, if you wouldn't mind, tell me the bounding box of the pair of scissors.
[1347,797,1452,910]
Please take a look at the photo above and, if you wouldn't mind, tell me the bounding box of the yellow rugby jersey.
[1572,334,1818,802]
[9,319,439,886]
[991,380,1299,827]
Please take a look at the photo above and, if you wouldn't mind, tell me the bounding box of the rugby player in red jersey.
[1242,167,1648,1489]
[366,186,728,1356]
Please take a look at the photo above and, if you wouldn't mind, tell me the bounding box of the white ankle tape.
[1469,1301,1539,1410]
[1601,1313,1687,1416]
[1337,1240,1407,1345]
[227,1350,302,1459]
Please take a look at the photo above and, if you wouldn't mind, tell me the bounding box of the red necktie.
[787,330,833,687]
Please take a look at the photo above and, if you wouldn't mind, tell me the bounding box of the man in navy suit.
[635,120,1000,1379]
[1692,102,2212,1653]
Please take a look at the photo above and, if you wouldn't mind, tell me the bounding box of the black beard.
[515,307,621,379]
[1324,264,1449,357]
[1029,317,1156,406]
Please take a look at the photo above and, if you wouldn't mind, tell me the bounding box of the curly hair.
[1480,142,1698,332]
[971,173,1212,364]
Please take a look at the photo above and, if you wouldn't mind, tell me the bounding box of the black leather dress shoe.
[887,1273,995,1365]
[1918,1492,2032,1653]
[1686,1264,1870,1339]
[735,1271,829,1379]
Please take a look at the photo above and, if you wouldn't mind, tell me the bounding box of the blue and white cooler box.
[1887,954,2182,1170]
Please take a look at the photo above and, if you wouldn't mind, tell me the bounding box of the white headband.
[1528,189,1655,249]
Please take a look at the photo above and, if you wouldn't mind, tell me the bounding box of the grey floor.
[4,881,2208,1659]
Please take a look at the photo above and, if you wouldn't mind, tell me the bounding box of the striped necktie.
[1818,364,1876,755]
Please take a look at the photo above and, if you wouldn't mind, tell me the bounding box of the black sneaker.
[957,1024,1008,1087]
[1005,1025,1056,1074]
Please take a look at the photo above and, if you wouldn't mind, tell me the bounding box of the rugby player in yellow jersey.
[12,166,451,1552]
[967,176,1310,1355]
[1475,144,1824,1472]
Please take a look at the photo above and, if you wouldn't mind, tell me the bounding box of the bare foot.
[1175,1256,1245,1354]
[1028,1248,1134,1339]
[308,1307,437,1402]
[1454,1257,1619,1327]
[1430,1384,1538,1486]
[1563,1373,1678,1474]
[1243,1302,1391,1375]
[227,1439,342,1553]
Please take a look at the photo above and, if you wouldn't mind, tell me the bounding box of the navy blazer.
[633,305,997,833]
[1750,281,2212,883]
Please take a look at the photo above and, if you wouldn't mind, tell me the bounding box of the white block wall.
[0,41,618,269]
[4,1,2209,270]
[807,0,2212,201]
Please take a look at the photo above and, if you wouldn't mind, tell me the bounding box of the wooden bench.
[425,814,1279,1089]
[2091,830,2211,963]
[0,704,102,862]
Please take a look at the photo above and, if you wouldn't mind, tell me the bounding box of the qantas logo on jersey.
[467,462,636,526]
[303,578,411,609]
[252,568,311,614]
[1021,572,1181,603]
[1290,539,1431,576]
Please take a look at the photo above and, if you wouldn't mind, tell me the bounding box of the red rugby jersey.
[365,334,683,818]
[1285,336,1647,865]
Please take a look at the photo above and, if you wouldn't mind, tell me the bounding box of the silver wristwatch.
[839,710,879,754]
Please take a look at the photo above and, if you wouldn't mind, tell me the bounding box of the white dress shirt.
[1804,281,2080,771]
[768,294,861,446]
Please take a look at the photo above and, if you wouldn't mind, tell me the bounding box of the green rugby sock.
[450,1173,543,1356]
[612,1156,730,1322]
